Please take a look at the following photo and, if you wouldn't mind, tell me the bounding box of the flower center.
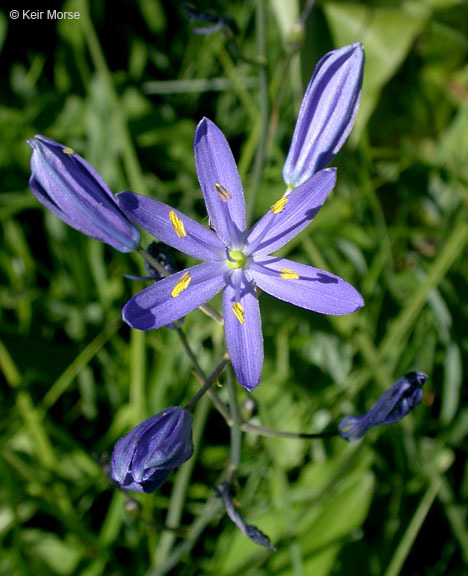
[227,249,247,269]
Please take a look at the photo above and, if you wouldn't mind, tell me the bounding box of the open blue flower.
[118,118,363,391]
[339,371,427,442]
[283,43,364,189]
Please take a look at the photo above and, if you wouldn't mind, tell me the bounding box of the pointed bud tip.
[406,371,428,386]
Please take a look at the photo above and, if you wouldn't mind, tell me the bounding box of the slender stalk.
[0,338,21,387]
[246,0,269,224]
[130,329,146,422]
[153,395,211,567]
[176,328,232,423]
[384,476,443,576]
[241,421,339,440]
[185,356,230,411]
[226,370,242,482]
[147,495,223,576]
[265,0,317,165]
[139,250,223,325]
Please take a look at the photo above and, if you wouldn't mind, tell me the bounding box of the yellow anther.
[270,197,288,214]
[169,210,187,238]
[232,301,245,324]
[215,183,232,203]
[171,271,191,298]
[280,268,299,280]
[62,147,74,155]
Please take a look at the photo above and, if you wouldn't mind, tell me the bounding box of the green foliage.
[1,1,467,575]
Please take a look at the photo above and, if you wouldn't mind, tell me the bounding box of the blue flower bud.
[144,242,179,279]
[111,407,194,493]
[215,483,276,551]
[339,372,427,442]
[28,135,140,253]
[283,43,364,189]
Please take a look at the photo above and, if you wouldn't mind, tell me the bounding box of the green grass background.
[0,0,467,574]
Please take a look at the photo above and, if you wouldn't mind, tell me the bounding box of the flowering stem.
[147,495,223,576]
[246,0,269,225]
[265,0,317,162]
[185,356,230,411]
[226,369,242,482]
[241,421,339,440]
[139,249,224,325]
[175,328,232,423]
[153,395,211,567]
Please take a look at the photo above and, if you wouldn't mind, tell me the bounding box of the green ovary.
[227,250,247,269]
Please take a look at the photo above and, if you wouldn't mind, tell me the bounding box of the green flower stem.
[241,421,339,440]
[139,249,223,325]
[265,0,317,173]
[226,369,242,482]
[384,475,443,576]
[148,447,245,576]
[175,328,232,423]
[246,0,269,225]
[130,328,146,422]
[185,356,230,411]
[147,494,223,576]
[153,395,211,567]
[0,338,21,388]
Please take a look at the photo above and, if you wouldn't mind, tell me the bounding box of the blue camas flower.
[339,371,427,442]
[118,118,364,391]
[28,135,140,253]
[283,43,364,189]
[111,406,194,493]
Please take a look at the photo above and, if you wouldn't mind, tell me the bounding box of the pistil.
[227,249,247,270]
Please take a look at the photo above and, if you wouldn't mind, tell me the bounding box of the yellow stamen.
[232,301,244,324]
[280,268,299,280]
[62,147,74,155]
[215,183,232,203]
[171,271,191,298]
[169,210,187,238]
[271,197,288,214]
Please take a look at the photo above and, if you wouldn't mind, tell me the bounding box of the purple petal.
[194,118,246,247]
[249,256,364,315]
[134,408,193,475]
[245,169,336,257]
[28,136,140,252]
[283,43,364,188]
[223,271,263,391]
[111,416,158,483]
[123,262,226,330]
[117,191,225,261]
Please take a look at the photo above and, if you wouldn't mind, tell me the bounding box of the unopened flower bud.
[111,407,194,493]
[283,43,364,189]
[28,135,140,252]
[339,372,427,442]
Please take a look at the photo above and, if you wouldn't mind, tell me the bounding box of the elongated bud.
[111,407,194,493]
[216,483,276,551]
[283,43,364,189]
[28,135,140,252]
[339,372,427,442]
